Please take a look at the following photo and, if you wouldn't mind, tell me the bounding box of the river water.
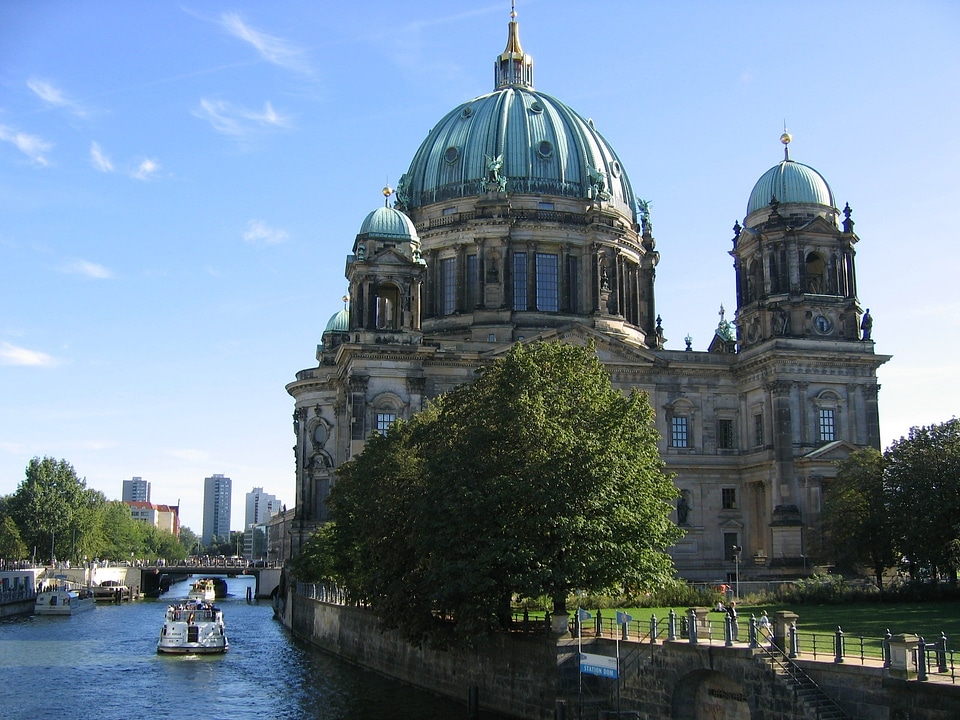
[0,574,475,719]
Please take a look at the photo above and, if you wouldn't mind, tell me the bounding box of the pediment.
[483,323,663,367]
[366,247,417,267]
[796,215,841,236]
[799,440,860,463]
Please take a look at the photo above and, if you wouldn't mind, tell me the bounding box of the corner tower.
[732,133,864,345]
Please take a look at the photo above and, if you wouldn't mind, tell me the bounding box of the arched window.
[805,252,826,294]
[812,390,842,443]
[375,284,401,329]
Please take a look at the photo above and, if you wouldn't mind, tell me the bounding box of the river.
[0,574,476,719]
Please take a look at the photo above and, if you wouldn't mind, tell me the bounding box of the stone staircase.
[757,644,850,720]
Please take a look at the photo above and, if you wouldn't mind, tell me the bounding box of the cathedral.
[286,11,888,582]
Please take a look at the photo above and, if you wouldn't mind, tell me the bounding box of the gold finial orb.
[780,132,792,146]
[382,185,394,197]
[342,294,350,304]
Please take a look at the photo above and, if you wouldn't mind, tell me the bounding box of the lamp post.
[732,545,742,599]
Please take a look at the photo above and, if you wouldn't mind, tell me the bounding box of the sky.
[2,1,958,534]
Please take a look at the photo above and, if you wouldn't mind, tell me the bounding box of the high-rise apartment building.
[245,487,281,528]
[202,473,232,547]
[121,476,150,503]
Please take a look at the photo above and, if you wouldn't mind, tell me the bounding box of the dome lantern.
[495,2,533,89]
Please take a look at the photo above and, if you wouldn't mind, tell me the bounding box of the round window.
[444,146,460,164]
[537,140,553,159]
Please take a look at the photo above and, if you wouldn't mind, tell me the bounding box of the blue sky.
[2,1,958,534]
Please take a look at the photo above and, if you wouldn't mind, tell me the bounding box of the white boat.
[157,599,228,655]
[187,578,216,602]
[34,579,96,616]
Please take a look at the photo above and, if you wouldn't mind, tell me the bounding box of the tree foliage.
[820,419,960,587]
[4,456,187,563]
[8,457,89,562]
[328,341,682,640]
[821,448,896,588]
[0,514,28,560]
[885,419,960,583]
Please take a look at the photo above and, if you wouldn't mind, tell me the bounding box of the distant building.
[202,473,232,547]
[121,476,150,503]
[244,487,281,528]
[125,501,180,537]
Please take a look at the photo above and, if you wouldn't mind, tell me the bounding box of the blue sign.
[580,652,618,679]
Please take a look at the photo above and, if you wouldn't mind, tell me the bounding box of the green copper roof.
[395,11,636,223]
[397,87,636,222]
[746,158,834,217]
[323,308,349,334]
[357,206,419,242]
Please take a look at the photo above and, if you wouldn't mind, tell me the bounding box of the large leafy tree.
[329,341,681,639]
[885,419,960,584]
[821,447,897,589]
[9,457,89,563]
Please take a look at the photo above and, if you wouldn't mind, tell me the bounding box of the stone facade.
[285,16,889,582]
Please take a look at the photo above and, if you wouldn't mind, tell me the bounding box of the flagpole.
[578,607,583,720]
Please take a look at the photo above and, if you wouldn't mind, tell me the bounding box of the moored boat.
[187,578,216,602]
[93,580,131,603]
[34,578,95,616]
[157,599,228,654]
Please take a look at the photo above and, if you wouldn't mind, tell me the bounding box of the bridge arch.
[671,668,750,720]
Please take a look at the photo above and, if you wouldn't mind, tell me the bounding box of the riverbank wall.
[284,589,558,719]
[282,588,960,720]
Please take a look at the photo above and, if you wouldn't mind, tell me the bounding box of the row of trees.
[822,418,960,589]
[293,342,683,641]
[0,457,197,564]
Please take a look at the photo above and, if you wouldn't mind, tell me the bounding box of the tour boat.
[34,579,96,616]
[157,600,229,654]
[187,578,216,602]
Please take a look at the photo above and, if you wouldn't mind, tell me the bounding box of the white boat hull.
[157,601,228,655]
[34,589,96,616]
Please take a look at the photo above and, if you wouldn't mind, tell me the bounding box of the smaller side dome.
[746,160,834,217]
[324,308,349,334]
[318,307,350,355]
[357,206,420,243]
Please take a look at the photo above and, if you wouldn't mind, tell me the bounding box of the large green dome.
[395,16,637,224]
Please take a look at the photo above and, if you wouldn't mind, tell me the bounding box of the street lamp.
[732,545,742,599]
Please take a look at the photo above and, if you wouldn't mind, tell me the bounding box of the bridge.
[143,565,283,600]
[37,564,283,601]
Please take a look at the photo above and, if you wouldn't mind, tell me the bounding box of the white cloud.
[0,342,58,367]
[133,157,160,180]
[61,259,113,279]
[90,141,113,172]
[0,124,53,165]
[218,12,309,73]
[243,219,288,245]
[193,98,291,138]
[27,77,88,117]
